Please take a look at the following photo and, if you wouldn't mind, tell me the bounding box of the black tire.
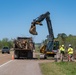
[14,54,17,59]
[2,52,4,54]
[44,54,47,59]
[8,52,10,54]
[14,51,20,59]
[14,51,17,59]
[27,51,33,59]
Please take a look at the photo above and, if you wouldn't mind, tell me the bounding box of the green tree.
[0,38,13,49]
[57,33,67,45]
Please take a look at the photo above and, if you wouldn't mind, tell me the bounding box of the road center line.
[0,60,13,68]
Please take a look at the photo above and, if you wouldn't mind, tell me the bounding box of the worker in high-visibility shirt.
[59,45,65,61]
[68,44,74,61]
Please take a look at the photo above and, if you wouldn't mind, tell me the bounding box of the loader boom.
[29,11,59,57]
[29,12,54,41]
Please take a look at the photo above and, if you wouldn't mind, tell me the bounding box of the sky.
[0,0,76,43]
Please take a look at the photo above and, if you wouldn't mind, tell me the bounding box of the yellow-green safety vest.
[68,47,73,54]
[60,47,65,51]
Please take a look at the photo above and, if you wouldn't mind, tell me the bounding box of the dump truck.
[13,37,35,59]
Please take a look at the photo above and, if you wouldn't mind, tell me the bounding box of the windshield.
[53,41,59,50]
[3,47,9,49]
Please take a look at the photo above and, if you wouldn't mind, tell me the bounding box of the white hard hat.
[69,44,71,47]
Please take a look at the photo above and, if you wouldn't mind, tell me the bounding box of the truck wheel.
[27,51,33,59]
[14,51,20,59]
[44,54,47,59]
[31,51,33,59]
[14,54,17,59]
[2,52,4,54]
[14,51,17,59]
[8,52,10,54]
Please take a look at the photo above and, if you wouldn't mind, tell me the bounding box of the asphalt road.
[0,51,54,75]
[0,51,42,75]
[0,51,13,65]
[0,60,42,75]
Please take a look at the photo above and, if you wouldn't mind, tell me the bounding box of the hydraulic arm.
[29,11,54,41]
[29,11,54,52]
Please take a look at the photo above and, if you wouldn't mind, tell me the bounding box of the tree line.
[42,33,76,50]
[0,38,13,49]
[56,33,76,50]
[0,33,76,50]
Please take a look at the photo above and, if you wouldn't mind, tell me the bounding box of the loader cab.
[53,41,59,50]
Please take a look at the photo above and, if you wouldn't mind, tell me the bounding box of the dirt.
[0,51,14,65]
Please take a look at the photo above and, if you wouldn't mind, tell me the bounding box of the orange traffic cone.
[12,55,14,60]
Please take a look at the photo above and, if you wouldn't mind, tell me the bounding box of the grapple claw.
[29,24,38,35]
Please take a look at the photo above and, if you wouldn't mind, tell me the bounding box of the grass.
[35,45,40,53]
[40,62,76,75]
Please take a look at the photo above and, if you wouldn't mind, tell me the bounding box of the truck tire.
[14,51,17,59]
[8,52,10,54]
[14,51,20,59]
[27,51,33,59]
[44,54,47,59]
[2,52,4,54]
